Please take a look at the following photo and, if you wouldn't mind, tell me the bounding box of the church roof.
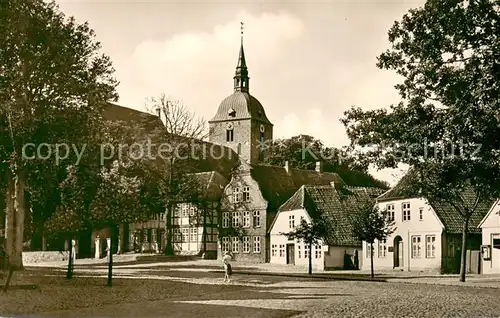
[209,91,272,124]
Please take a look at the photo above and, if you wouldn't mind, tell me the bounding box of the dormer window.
[228,108,236,117]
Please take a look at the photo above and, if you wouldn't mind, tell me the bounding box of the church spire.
[234,22,249,93]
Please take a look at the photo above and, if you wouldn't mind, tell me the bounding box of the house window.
[304,245,309,259]
[366,243,372,258]
[151,229,157,243]
[233,187,241,203]
[289,215,295,229]
[402,202,411,221]
[253,236,261,253]
[243,211,251,228]
[232,212,240,227]
[189,205,195,217]
[298,245,301,258]
[386,204,395,221]
[143,230,148,243]
[232,237,239,253]
[315,245,321,258]
[222,237,230,253]
[182,204,189,218]
[226,129,234,142]
[181,228,189,242]
[419,208,424,221]
[190,228,197,242]
[159,213,164,220]
[271,244,277,257]
[243,186,250,202]
[173,229,181,242]
[412,235,422,258]
[378,239,387,258]
[174,207,181,217]
[243,236,250,253]
[426,235,436,258]
[222,212,230,228]
[253,211,261,227]
[279,244,285,257]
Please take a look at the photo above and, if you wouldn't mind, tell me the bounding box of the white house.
[478,199,500,274]
[269,182,384,271]
[367,172,491,274]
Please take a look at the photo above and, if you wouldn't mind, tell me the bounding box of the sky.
[55,0,425,185]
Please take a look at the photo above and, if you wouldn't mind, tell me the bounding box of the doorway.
[286,244,295,265]
[393,236,404,268]
[493,234,500,271]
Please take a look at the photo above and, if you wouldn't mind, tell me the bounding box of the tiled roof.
[377,169,493,235]
[209,92,272,124]
[277,184,384,246]
[182,171,229,201]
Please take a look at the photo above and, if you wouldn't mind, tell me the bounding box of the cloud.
[114,10,305,121]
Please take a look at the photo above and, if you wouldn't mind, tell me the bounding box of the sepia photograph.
[1,0,500,317]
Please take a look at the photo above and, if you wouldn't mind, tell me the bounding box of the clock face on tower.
[260,124,265,133]
[226,123,234,130]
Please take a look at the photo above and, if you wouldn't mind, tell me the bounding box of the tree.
[282,218,329,275]
[342,0,500,282]
[351,204,395,278]
[263,135,389,189]
[0,0,117,283]
[144,94,208,255]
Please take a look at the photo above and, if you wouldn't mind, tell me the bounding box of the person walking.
[222,251,232,282]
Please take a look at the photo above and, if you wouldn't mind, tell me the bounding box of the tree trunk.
[117,224,124,254]
[308,241,312,275]
[459,217,469,282]
[107,237,113,287]
[203,208,207,255]
[164,203,174,255]
[66,234,74,279]
[4,167,25,271]
[370,242,374,278]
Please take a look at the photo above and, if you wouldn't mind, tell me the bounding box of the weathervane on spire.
[240,22,244,44]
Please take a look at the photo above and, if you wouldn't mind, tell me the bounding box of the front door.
[393,236,403,268]
[286,244,295,265]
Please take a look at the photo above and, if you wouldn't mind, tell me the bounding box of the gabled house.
[367,172,492,274]
[218,161,344,263]
[478,200,500,274]
[269,182,384,270]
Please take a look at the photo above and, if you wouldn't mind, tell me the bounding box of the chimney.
[284,161,290,173]
[315,161,323,173]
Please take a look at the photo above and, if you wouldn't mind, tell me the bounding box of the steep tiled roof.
[377,169,493,234]
[276,184,384,246]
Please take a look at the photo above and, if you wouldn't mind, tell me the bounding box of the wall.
[23,251,70,264]
[480,202,500,274]
[324,246,362,270]
[362,198,443,273]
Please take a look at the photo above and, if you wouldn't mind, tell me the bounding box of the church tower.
[208,23,273,164]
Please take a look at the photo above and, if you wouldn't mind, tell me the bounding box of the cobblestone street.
[2,262,500,317]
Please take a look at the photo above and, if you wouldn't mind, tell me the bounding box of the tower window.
[226,129,234,142]
[228,108,236,117]
[237,143,241,155]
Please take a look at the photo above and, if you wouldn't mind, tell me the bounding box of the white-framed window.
[253,236,261,253]
[279,244,285,257]
[315,245,321,258]
[304,245,309,259]
[402,202,411,221]
[173,229,181,242]
[419,208,424,221]
[378,239,387,258]
[289,215,295,229]
[182,203,189,218]
[222,237,230,253]
[159,212,165,220]
[412,235,422,258]
[190,228,197,242]
[426,235,436,258]
[243,236,250,253]
[189,205,195,217]
[151,229,157,243]
[222,212,229,228]
[181,228,189,242]
[232,212,240,227]
[232,237,239,253]
[253,211,261,227]
[386,204,395,221]
[143,230,148,242]
[243,186,250,202]
[233,187,241,203]
[366,242,372,258]
[243,211,251,228]
[271,244,277,257]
